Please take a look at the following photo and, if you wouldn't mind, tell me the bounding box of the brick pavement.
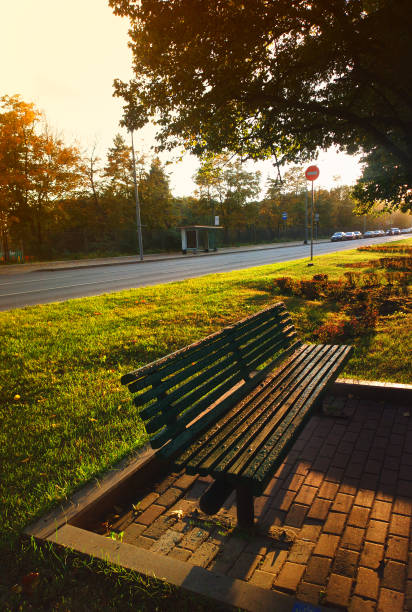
[96,395,412,611]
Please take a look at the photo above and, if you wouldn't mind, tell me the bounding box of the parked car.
[331,232,346,241]
[344,232,356,240]
[363,231,376,238]
[354,231,362,239]
[400,228,409,234]
[392,228,400,235]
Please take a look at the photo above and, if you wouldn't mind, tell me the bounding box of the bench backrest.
[121,302,301,450]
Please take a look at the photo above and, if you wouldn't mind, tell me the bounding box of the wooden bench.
[121,302,353,528]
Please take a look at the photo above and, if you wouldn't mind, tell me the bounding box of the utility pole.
[304,187,308,244]
[130,130,144,261]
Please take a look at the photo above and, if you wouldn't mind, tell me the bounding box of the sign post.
[305,165,320,265]
[282,211,288,233]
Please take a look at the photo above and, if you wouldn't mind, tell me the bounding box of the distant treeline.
[1,96,410,261]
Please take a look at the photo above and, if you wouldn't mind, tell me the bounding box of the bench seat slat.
[176,343,318,471]
[244,345,354,494]
[223,345,345,480]
[191,344,334,475]
[158,339,303,461]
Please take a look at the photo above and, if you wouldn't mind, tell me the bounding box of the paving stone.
[173,473,198,490]
[304,471,324,488]
[360,542,384,570]
[354,567,379,600]
[349,596,377,611]
[154,474,178,494]
[260,549,288,575]
[348,505,370,528]
[135,535,156,550]
[228,552,261,580]
[156,487,184,508]
[325,466,344,484]
[296,581,324,605]
[249,569,275,589]
[341,526,365,551]
[386,536,409,562]
[136,504,165,526]
[167,499,197,517]
[325,573,352,608]
[143,514,177,538]
[339,479,359,496]
[274,561,306,592]
[150,529,183,555]
[405,580,412,610]
[389,513,410,537]
[272,489,296,512]
[254,495,272,519]
[332,493,355,513]
[318,481,339,500]
[294,485,318,506]
[122,522,146,544]
[314,533,340,558]
[299,523,322,543]
[135,491,160,512]
[262,476,282,496]
[304,555,331,585]
[244,536,271,556]
[377,588,404,611]
[180,526,211,551]
[307,498,331,520]
[283,473,305,492]
[285,503,308,528]
[382,560,406,592]
[366,520,389,544]
[333,548,359,578]
[188,541,221,568]
[370,500,392,522]
[184,480,209,501]
[208,535,247,574]
[260,506,285,528]
[168,547,191,562]
[355,489,375,508]
[392,496,412,516]
[323,511,347,535]
[287,540,315,564]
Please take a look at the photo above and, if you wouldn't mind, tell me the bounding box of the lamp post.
[130,130,144,261]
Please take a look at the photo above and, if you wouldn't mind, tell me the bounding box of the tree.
[111,0,412,211]
[0,95,85,256]
[139,157,175,229]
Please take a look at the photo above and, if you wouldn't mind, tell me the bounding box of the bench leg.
[199,478,235,515]
[236,486,254,529]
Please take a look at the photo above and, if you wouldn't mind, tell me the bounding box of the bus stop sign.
[305,165,320,181]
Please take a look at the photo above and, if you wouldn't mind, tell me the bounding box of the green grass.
[0,238,411,609]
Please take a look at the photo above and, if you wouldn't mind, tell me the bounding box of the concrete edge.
[333,378,412,403]
[24,443,167,540]
[47,524,334,612]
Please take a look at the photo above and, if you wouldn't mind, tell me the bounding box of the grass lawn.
[1,238,411,609]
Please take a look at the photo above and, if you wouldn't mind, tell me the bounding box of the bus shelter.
[178,225,223,254]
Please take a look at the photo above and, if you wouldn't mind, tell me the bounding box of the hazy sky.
[1,0,362,195]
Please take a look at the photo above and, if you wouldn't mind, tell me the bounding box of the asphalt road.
[0,235,408,311]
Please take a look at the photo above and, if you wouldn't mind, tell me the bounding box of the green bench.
[121,302,353,528]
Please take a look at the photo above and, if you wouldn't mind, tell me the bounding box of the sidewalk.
[0,239,328,275]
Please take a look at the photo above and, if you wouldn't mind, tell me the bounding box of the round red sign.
[305,165,320,181]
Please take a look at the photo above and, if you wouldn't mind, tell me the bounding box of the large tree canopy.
[110,0,412,211]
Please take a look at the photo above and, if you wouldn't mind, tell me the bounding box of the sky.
[1,0,362,196]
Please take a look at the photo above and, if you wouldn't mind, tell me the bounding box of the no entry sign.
[305,165,320,181]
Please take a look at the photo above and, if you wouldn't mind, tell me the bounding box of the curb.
[1,240,329,274]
